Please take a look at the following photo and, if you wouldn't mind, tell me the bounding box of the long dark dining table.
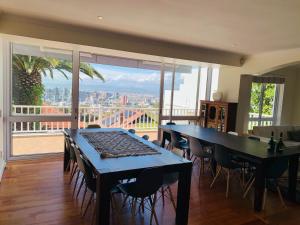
[160,125,300,212]
[64,128,192,225]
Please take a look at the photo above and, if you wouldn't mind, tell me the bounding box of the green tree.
[250,82,275,116]
[12,54,104,105]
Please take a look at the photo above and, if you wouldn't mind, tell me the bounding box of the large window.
[79,53,161,140]
[248,82,280,130]
[4,40,220,158]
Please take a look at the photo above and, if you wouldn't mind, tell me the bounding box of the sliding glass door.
[79,53,161,140]
[3,39,219,158]
[8,43,76,157]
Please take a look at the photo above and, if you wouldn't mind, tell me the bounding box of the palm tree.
[12,54,104,105]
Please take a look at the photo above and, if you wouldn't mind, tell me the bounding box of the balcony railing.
[248,113,274,131]
[11,105,197,133]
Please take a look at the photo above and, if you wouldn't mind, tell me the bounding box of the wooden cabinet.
[199,101,238,132]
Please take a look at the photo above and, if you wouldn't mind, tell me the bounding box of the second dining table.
[160,124,300,212]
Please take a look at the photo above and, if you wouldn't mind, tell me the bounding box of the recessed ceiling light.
[97,16,104,20]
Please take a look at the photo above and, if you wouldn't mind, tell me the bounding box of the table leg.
[176,164,192,225]
[95,174,112,225]
[63,138,70,172]
[254,162,266,212]
[288,155,299,201]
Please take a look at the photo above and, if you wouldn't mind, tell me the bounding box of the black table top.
[160,125,300,161]
[66,128,190,174]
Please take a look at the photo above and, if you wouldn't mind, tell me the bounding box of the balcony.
[11,105,197,156]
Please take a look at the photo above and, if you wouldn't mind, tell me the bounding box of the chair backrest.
[170,130,183,148]
[266,158,289,179]
[86,124,101,129]
[68,138,76,161]
[248,136,261,141]
[213,144,235,168]
[142,135,149,140]
[132,167,163,198]
[72,144,85,173]
[81,156,96,192]
[189,136,205,157]
[65,135,72,153]
[166,122,176,125]
[128,129,136,134]
[152,140,161,147]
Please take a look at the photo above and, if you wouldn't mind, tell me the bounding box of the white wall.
[263,67,300,125]
[218,48,300,133]
[0,37,6,181]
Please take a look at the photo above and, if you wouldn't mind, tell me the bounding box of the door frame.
[4,40,79,160]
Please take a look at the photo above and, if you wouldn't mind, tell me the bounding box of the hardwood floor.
[0,157,299,225]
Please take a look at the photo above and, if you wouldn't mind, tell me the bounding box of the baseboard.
[0,159,6,182]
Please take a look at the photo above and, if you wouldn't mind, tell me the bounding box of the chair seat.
[194,151,213,159]
[176,140,189,150]
[163,172,179,186]
[117,182,136,197]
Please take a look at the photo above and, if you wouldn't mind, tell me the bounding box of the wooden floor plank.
[0,157,299,225]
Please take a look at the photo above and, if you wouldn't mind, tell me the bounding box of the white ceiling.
[0,0,300,55]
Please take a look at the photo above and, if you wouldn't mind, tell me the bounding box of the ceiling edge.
[0,13,245,66]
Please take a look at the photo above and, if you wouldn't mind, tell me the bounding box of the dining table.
[160,124,300,212]
[64,128,192,225]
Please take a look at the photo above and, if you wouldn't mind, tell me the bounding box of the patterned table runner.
[81,131,161,158]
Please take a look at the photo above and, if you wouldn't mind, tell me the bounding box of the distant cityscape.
[43,87,160,108]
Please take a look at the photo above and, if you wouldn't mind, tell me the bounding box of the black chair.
[243,158,288,209]
[151,139,178,210]
[128,129,136,134]
[163,122,176,149]
[86,124,101,129]
[210,144,243,198]
[80,156,97,219]
[189,136,214,180]
[63,132,71,171]
[72,144,86,200]
[170,130,189,158]
[67,138,78,184]
[142,134,150,140]
[118,167,163,225]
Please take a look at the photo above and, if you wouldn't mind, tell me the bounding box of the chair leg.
[149,194,159,225]
[161,187,165,206]
[226,169,230,198]
[83,192,94,217]
[276,186,287,208]
[81,185,88,214]
[91,203,96,225]
[210,167,222,188]
[66,160,71,171]
[262,188,268,210]
[69,163,78,184]
[201,158,205,175]
[243,177,255,198]
[167,186,176,211]
[73,171,80,198]
[122,194,130,208]
[76,177,85,199]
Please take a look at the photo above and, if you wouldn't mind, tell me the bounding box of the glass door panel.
[172,66,199,116]
[9,43,74,157]
[79,53,161,140]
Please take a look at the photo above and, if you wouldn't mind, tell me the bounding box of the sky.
[43,63,163,96]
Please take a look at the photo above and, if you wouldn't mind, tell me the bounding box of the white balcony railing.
[248,113,274,131]
[11,105,197,133]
